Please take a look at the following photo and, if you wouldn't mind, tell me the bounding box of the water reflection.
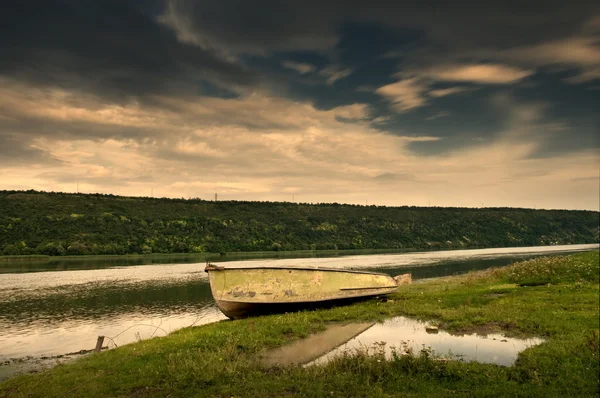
[0,309,226,359]
[0,249,418,274]
[309,317,544,367]
[0,280,226,359]
[1,280,215,324]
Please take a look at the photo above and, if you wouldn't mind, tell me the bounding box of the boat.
[204,262,411,319]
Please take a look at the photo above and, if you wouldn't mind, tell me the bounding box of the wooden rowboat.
[204,262,411,319]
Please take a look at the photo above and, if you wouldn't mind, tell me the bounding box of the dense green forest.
[0,190,598,256]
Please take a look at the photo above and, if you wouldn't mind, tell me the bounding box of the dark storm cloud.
[0,132,62,167]
[160,0,599,160]
[0,1,259,103]
[160,0,339,54]
[0,109,162,142]
[3,0,596,107]
[1,0,598,164]
[164,0,598,54]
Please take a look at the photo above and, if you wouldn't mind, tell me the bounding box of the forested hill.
[0,190,598,256]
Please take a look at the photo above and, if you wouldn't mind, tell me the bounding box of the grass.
[1,252,598,397]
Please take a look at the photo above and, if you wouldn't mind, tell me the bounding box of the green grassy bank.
[1,252,598,397]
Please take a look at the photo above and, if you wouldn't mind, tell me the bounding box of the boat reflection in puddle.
[308,316,544,367]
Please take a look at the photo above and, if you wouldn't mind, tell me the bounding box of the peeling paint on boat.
[205,265,409,319]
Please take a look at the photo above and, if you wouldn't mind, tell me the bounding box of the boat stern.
[393,273,412,285]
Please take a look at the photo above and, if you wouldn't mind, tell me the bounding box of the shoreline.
[1,242,597,264]
[1,251,598,397]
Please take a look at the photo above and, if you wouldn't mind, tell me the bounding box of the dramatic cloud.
[160,1,599,54]
[1,0,598,210]
[159,0,340,54]
[0,1,259,103]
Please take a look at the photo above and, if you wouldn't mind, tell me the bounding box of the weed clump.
[492,252,599,286]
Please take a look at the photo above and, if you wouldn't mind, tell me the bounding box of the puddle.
[259,323,374,367]
[308,317,544,367]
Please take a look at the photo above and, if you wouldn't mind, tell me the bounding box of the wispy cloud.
[376,77,428,112]
[331,103,371,120]
[376,62,531,112]
[459,15,600,84]
[426,64,533,84]
[502,37,600,83]
[371,115,392,124]
[426,111,451,120]
[428,86,474,97]
[319,65,353,85]
[282,61,317,74]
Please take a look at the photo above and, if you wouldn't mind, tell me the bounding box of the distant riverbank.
[0,248,448,275]
[2,243,597,271]
[2,190,598,257]
[0,247,415,262]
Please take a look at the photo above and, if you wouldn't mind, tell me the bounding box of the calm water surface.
[0,244,597,362]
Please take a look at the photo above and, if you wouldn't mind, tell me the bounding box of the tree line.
[0,190,598,256]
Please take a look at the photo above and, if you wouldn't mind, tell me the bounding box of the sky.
[0,1,599,210]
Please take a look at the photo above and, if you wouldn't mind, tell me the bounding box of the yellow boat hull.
[205,264,409,319]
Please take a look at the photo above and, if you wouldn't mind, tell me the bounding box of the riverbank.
[2,190,598,257]
[1,251,598,397]
[0,248,421,263]
[1,243,596,273]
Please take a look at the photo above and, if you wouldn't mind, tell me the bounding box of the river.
[0,244,597,364]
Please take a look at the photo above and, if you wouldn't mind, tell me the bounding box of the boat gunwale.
[214,285,397,306]
[205,265,396,277]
